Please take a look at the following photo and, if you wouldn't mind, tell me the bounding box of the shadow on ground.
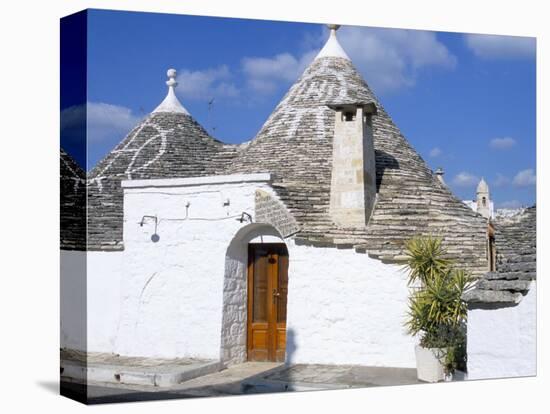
[36,381,59,395]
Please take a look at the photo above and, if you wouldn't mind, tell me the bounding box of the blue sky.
[61,9,536,209]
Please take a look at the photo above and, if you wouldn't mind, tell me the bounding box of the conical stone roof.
[60,148,86,250]
[86,29,490,276]
[227,27,489,276]
[87,70,238,250]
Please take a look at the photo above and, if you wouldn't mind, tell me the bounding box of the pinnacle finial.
[315,24,349,60]
[166,68,178,88]
[152,67,189,115]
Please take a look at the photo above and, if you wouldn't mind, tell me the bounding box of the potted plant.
[403,236,473,382]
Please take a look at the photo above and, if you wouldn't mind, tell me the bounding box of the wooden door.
[247,243,288,362]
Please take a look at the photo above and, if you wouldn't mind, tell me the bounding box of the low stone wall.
[467,282,536,380]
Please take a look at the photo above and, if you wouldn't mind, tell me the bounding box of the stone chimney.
[328,102,377,227]
[435,167,445,184]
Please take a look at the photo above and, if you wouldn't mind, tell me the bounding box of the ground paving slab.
[60,359,425,404]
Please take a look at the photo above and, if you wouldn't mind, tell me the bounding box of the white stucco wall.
[286,242,416,367]
[87,251,123,353]
[81,174,417,368]
[114,176,274,360]
[60,250,123,353]
[61,250,87,351]
[467,282,537,380]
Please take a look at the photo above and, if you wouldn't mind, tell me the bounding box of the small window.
[343,111,355,121]
[482,197,487,207]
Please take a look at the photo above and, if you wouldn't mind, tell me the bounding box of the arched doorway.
[220,224,289,365]
[247,242,289,362]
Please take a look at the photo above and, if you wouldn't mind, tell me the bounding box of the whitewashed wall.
[60,250,123,353]
[60,250,87,351]
[287,242,416,367]
[87,251,123,352]
[467,282,537,379]
[114,175,274,360]
[79,174,417,368]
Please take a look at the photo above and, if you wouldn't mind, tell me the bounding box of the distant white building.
[463,178,494,219]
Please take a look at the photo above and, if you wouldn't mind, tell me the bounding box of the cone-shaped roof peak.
[153,68,190,115]
[315,24,350,60]
[477,177,489,193]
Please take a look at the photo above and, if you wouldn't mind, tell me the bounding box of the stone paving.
[259,364,420,388]
[61,361,422,404]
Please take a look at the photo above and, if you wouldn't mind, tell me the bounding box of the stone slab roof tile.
[60,148,86,250]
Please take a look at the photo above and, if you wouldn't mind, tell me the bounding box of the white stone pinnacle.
[153,68,190,115]
[315,24,350,60]
[477,177,489,193]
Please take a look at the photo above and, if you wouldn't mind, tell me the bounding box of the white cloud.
[61,102,140,143]
[337,26,457,93]
[176,65,239,101]
[494,173,511,187]
[239,26,456,97]
[489,137,516,150]
[429,147,442,157]
[242,50,317,94]
[60,104,85,132]
[512,169,536,187]
[464,34,535,59]
[452,171,479,187]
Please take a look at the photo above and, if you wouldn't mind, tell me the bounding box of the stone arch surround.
[220,223,286,365]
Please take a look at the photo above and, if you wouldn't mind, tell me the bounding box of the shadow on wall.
[375,149,399,192]
[285,328,297,365]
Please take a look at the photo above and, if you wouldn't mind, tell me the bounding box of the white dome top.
[477,177,489,193]
[315,24,350,60]
[153,68,190,115]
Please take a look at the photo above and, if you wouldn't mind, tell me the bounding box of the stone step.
[498,262,536,273]
[61,358,223,387]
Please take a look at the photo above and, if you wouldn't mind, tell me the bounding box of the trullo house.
[62,25,516,371]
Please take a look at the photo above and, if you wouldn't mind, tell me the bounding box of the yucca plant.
[403,236,473,374]
[404,235,451,286]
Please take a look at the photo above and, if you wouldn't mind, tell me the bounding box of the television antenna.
[207,98,217,134]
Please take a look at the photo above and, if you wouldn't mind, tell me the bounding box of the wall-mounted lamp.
[236,212,253,223]
[139,215,160,243]
[139,215,157,227]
